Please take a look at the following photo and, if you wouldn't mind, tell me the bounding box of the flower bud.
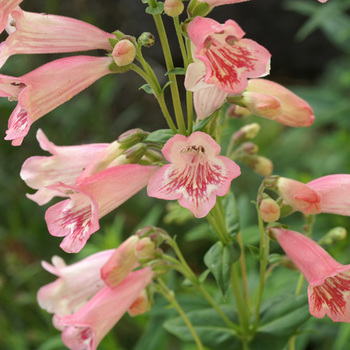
[232,123,261,145]
[138,32,155,47]
[124,143,147,163]
[112,39,136,66]
[227,105,251,118]
[164,0,184,17]
[241,154,273,176]
[319,227,347,246]
[259,197,280,222]
[275,177,322,215]
[118,128,149,149]
[135,237,156,259]
[240,142,259,155]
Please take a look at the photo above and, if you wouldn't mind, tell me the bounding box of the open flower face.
[272,228,350,322]
[147,131,241,218]
[188,17,271,94]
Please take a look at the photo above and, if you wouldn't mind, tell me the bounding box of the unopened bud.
[142,149,165,163]
[164,0,184,17]
[124,143,147,163]
[242,91,281,120]
[128,290,150,316]
[138,32,155,47]
[112,39,136,66]
[240,142,259,155]
[259,197,280,222]
[227,105,251,118]
[241,154,273,176]
[232,123,261,145]
[319,227,347,246]
[118,128,148,149]
[135,237,156,259]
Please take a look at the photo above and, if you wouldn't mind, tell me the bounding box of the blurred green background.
[1,0,350,349]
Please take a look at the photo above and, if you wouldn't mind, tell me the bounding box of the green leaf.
[165,67,186,76]
[139,84,154,95]
[222,191,240,239]
[246,244,260,260]
[163,306,240,349]
[161,80,174,92]
[193,113,216,132]
[204,241,240,297]
[145,2,164,14]
[191,2,210,17]
[145,129,175,144]
[141,0,148,3]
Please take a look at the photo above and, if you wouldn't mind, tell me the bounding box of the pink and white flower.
[147,131,241,218]
[0,0,22,34]
[197,0,250,8]
[185,17,270,119]
[0,55,113,146]
[20,129,117,205]
[38,241,154,350]
[45,164,158,253]
[271,228,350,322]
[0,8,114,68]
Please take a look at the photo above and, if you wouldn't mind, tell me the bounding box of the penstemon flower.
[0,55,114,146]
[147,131,241,218]
[197,0,250,8]
[38,239,155,349]
[0,8,114,68]
[271,228,350,322]
[45,164,158,253]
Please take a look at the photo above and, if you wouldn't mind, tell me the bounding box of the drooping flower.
[0,0,22,34]
[20,129,120,205]
[307,175,350,216]
[0,55,113,146]
[238,79,315,127]
[147,131,241,218]
[271,228,350,322]
[187,17,271,94]
[45,164,158,253]
[54,268,153,350]
[0,8,114,68]
[38,240,155,350]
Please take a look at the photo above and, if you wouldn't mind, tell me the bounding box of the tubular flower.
[45,164,158,253]
[197,0,250,7]
[0,55,113,146]
[0,0,22,34]
[38,241,154,350]
[54,268,153,350]
[0,8,114,68]
[20,129,120,205]
[307,175,350,216]
[187,17,271,94]
[271,228,350,322]
[240,79,315,127]
[147,131,241,218]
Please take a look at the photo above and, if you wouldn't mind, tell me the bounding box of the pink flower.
[197,0,250,7]
[187,17,271,94]
[55,268,153,350]
[271,228,350,322]
[0,0,22,34]
[0,55,113,146]
[147,131,241,218]
[307,175,350,216]
[275,177,322,215]
[20,129,117,205]
[0,8,114,68]
[241,79,315,127]
[45,164,158,253]
[38,241,154,350]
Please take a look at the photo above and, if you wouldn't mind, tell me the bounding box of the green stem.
[153,13,187,134]
[231,262,250,349]
[207,198,231,245]
[237,232,250,312]
[157,278,205,350]
[288,335,296,350]
[130,64,178,133]
[252,200,270,331]
[295,273,305,296]
[173,17,188,67]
